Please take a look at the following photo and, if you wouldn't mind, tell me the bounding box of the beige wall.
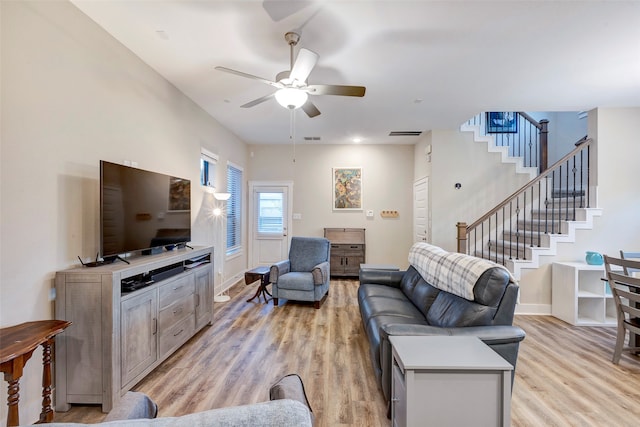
[247,144,415,269]
[427,129,533,252]
[1,2,248,422]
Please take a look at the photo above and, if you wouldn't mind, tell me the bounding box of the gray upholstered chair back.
[289,237,330,272]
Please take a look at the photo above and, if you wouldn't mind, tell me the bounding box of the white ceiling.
[71,0,640,146]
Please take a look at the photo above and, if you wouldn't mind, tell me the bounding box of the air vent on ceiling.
[389,131,423,136]
[303,136,321,141]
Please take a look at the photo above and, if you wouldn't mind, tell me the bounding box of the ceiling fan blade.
[301,100,321,118]
[306,84,366,97]
[289,48,319,82]
[263,0,314,22]
[215,66,282,89]
[240,93,275,108]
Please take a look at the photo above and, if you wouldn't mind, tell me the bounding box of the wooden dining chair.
[604,255,640,364]
[620,250,640,275]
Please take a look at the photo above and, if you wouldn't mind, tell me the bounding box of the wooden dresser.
[324,228,365,277]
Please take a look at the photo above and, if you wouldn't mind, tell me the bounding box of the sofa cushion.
[399,267,441,319]
[472,267,513,307]
[426,292,497,327]
[408,242,514,301]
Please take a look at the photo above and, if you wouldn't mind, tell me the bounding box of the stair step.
[517,219,569,234]
[551,189,586,198]
[473,250,533,265]
[529,209,586,221]
[502,231,552,247]
[544,197,588,208]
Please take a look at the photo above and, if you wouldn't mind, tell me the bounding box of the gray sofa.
[358,243,526,407]
[48,375,314,427]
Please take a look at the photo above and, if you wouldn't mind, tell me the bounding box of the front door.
[248,181,293,267]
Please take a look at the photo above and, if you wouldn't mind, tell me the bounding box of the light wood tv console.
[54,246,214,412]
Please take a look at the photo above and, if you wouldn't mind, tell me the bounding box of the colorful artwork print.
[333,167,362,210]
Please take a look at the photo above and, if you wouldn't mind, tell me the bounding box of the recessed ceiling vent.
[303,136,321,141]
[389,131,422,136]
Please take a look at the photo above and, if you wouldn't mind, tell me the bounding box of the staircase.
[458,115,601,280]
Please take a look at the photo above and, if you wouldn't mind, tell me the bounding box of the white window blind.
[257,192,284,235]
[226,162,243,255]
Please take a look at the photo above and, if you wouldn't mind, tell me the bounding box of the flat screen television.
[100,160,191,258]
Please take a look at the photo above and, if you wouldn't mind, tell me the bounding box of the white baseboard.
[515,303,551,315]
[214,274,245,298]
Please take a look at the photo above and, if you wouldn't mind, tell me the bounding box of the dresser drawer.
[158,294,195,331]
[158,274,195,309]
[159,315,195,356]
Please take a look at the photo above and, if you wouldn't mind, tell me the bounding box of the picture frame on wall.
[486,112,518,133]
[168,176,190,211]
[332,167,362,210]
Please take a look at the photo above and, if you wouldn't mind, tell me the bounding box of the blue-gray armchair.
[270,237,331,309]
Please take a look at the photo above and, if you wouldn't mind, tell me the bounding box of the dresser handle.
[173,329,184,337]
[173,306,183,315]
[152,318,157,335]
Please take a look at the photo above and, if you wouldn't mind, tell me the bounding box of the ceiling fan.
[215,32,366,118]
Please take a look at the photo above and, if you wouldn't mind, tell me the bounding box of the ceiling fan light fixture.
[275,87,308,109]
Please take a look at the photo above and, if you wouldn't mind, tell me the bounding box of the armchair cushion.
[289,238,330,272]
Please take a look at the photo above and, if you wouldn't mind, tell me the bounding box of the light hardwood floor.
[53,279,640,426]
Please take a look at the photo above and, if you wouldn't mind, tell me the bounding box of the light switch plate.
[366,210,374,217]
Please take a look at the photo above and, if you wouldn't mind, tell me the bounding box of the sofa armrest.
[380,323,525,344]
[311,261,329,286]
[358,269,405,287]
[103,392,158,421]
[270,260,291,283]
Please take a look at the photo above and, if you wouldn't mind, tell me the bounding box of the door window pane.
[258,192,283,234]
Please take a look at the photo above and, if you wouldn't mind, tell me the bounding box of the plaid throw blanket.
[408,242,516,301]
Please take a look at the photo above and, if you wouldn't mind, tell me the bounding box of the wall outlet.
[366,210,374,217]
[293,213,302,220]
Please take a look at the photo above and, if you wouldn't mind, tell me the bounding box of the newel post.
[539,119,549,173]
[456,222,467,254]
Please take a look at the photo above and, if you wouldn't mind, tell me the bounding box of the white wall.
[247,144,415,269]
[527,111,587,164]
[428,129,533,251]
[1,2,248,422]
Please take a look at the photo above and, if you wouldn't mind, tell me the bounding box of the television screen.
[100,161,191,258]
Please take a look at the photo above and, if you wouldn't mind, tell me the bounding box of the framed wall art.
[486,112,518,133]
[168,176,191,211]
[332,167,362,210]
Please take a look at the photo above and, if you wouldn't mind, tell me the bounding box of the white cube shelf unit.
[552,261,615,326]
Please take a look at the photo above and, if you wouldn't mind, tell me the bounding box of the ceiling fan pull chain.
[290,108,296,164]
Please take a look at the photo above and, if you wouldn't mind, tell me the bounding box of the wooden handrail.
[465,138,593,232]
[518,111,543,129]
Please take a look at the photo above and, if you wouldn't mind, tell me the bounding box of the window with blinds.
[226,162,243,256]
[200,149,218,189]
